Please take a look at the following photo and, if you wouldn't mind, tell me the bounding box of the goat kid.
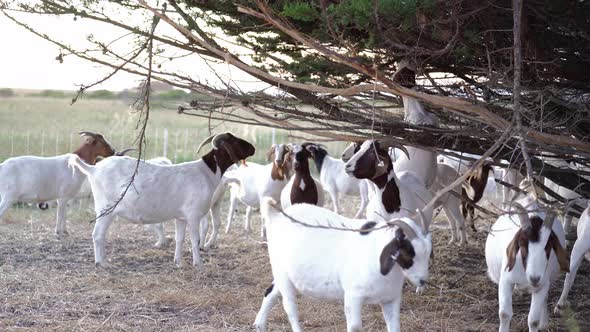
[305,143,369,218]
[280,143,324,210]
[555,200,590,314]
[0,131,125,236]
[255,198,432,332]
[485,202,569,332]
[68,132,255,268]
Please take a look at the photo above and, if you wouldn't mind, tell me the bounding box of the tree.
[1,0,589,201]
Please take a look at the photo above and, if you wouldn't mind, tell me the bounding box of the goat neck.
[375,165,402,214]
[73,144,110,165]
[290,154,318,205]
[201,149,238,175]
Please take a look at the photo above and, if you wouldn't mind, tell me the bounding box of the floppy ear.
[549,231,570,273]
[267,144,277,161]
[379,238,400,275]
[505,230,522,272]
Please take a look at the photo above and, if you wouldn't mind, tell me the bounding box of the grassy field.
[0,94,589,331]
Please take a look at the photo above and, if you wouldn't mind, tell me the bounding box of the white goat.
[0,132,123,236]
[555,200,590,313]
[306,143,369,218]
[67,132,255,268]
[254,198,432,332]
[389,147,470,244]
[485,201,569,332]
[221,144,292,235]
[280,143,324,210]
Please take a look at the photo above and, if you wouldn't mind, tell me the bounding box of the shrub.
[86,90,116,99]
[0,88,15,97]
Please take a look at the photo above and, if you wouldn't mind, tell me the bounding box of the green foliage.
[86,89,116,99]
[282,2,320,22]
[29,90,68,98]
[0,88,15,97]
[154,89,189,100]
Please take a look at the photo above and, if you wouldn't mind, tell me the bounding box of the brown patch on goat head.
[268,145,291,181]
[547,231,570,272]
[290,146,318,205]
[379,229,415,275]
[350,142,392,188]
[505,215,569,272]
[202,133,255,174]
[461,163,493,217]
[392,65,416,88]
[74,133,116,165]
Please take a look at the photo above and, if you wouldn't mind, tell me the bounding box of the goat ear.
[82,135,95,144]
[505,230,521,272]
[550,231,570,273]
[267,144,276,161]
[379,238,400,275]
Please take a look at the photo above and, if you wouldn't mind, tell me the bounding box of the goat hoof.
[415,286,425,295]
[193,262,204,270]
[154,237,172,248]
[95,262,109,269]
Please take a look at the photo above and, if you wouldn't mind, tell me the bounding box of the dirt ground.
[0,198,588,332]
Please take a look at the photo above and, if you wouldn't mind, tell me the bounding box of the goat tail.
[68,154,94,177]
[260,196,280,224]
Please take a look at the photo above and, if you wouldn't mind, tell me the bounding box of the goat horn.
[387,219,418,239]
[196,134,216,155]
[543,208,558,229]
[511,202,531,229]
[415,209,430,234]
[212,132,232,149]
[115,148,137,156]
[78,131,99,137]
[378,140,410,160]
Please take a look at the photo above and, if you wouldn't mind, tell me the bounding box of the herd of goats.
[0,97,589,332]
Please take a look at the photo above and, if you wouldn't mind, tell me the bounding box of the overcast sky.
[0,11,266,92]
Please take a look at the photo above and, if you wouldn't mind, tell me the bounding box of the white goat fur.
[310,145,369,218]
[393,96,438,188]
[555,201,590,313]
[0,134,114,236]
[485,200,566,332]
[254,198,432,332]
[343,140,435,224]
[68,154,227,268]
[391,148,468,244]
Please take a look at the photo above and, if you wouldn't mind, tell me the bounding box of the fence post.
[154,128,159,158]
[163,128,169,158]
[55,133,59,156]
[183,128,189,163]
[174,130,179,163]
[41,130,45,156]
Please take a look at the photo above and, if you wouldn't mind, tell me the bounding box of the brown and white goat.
[0,131,126,236]
[461,162,494,231]
[68,132,255,268]
[485,202,569,332]
[202,143,293,246]
[280,143,324,210]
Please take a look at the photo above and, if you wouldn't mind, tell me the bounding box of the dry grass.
[0,197,589,332]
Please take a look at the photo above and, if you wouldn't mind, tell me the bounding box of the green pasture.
[0,93,348,164]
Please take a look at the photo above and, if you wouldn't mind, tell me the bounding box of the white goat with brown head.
[485,202,569,332]
[203,143,292,246]
[68,132,255,268]
[0,131,126,236]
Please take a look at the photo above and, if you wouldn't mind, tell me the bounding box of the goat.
[343,140,475,245]
[280,143,324,210]
[204,143,292,246]
[389,146,470,244]
[67,132,255,268]
[461,162,494,231]
[555,200,590,314]
[390,60,439,189]
[305,143,369,218]
[0,131,125,236]
[254,197,432,332]
[485,202,569,332]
